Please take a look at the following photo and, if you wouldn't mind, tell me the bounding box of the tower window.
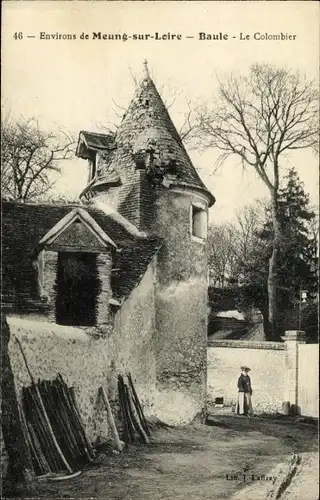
[191,203,207,240]
[135,157,146,169]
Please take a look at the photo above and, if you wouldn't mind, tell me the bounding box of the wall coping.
[6,315,112,339]
[207,339,285,350]
[7,316,92,342]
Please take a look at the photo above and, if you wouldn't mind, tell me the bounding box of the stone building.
[2,64,215,438]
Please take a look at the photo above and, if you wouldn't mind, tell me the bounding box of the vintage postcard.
[1,1,319,499]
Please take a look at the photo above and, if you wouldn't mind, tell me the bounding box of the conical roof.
[85,64,214,206]
[115,64,214,205]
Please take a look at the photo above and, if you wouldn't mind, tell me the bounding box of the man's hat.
[241,366,251,372]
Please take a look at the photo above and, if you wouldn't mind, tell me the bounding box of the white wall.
[298,344,319,417]
[207,340,285,413]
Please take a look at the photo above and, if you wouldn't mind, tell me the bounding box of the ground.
[281,452,319,500]
[5,415,318,500]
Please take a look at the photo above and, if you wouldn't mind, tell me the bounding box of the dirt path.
[10,415,318,500]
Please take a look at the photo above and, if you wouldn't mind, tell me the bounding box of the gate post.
[281,330,306,415]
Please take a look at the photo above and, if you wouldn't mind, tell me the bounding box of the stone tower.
[77,63,215,420]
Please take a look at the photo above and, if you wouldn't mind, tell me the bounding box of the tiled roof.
[85,72,215,206]
[88,205,162,299]
[2,201,162,310]
[119,75,206,185]
[80,131,115,150]
[80,173,122,199]
[76,131,115,159]
[111,238,161,300]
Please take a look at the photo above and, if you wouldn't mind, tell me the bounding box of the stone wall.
[7,260,157,444]
[94,161,156,232]
[96,252,113,326]
[154,188,208,423]
[42,250,59,320]
[207,340,285,413]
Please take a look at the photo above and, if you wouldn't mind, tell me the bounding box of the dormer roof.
[37,207,117,252]
[76,131,115,159]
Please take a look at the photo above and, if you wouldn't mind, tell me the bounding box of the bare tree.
[208,222,238,287]
[1,111,75,202]
[234,200,269,263]
[196,64,319,337]
[175,98,198,142]
[208,201,268,288]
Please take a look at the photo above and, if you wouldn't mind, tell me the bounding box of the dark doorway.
[55,252,100,326]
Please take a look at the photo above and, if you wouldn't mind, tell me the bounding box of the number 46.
[14,32,23,40]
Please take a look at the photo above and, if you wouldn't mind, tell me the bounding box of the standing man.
[236,366,253,416]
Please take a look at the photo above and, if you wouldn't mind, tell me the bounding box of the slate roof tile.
[2,201,162,310]
[77,131,115,154]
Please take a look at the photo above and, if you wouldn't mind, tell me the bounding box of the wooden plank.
[99,387,123,451]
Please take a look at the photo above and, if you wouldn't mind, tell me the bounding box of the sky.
[2,0,319,222]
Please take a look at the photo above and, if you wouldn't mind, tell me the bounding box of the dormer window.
[88,152,97,181]
[76,131,115,184]
[191,203,207,241]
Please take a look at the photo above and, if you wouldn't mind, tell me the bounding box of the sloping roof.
[111,238,162,300]
[80,172,122,199]
[82,69,215,206]
[207,324,265,342]
[88,205,162,299]
[207,313,266,341]
[76,131,115,159]
[2,201,162,309]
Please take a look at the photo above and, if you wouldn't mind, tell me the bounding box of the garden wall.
[207,340,286,413]
[7,261,157,444]
[208,333,319,418]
